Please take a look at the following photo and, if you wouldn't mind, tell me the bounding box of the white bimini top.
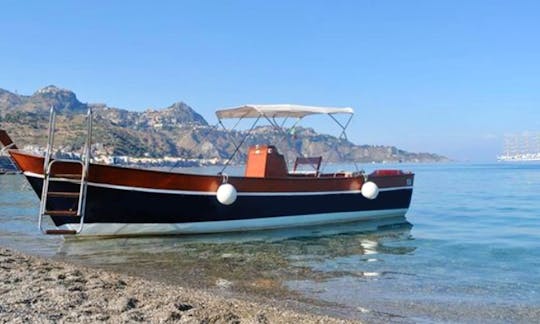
[215,104,354,119]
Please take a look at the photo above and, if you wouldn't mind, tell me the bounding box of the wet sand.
[0,247,353,323]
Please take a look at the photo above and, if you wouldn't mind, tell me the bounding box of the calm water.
[1,163,539,323]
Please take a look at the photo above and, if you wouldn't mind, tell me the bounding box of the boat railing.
[38,106,92,235]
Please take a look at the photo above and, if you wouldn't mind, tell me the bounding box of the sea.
[1,163,539,323]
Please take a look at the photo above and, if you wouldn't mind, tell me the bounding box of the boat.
[497,132,540,162]
[0,104,414,237]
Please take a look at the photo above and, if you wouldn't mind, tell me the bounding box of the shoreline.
[0,247,354,323]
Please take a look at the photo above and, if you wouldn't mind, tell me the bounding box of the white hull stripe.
[24,171,412,196]
[62,208,409,236]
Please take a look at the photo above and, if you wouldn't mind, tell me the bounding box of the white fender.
[216,183,237,205]
[361,181,379,200]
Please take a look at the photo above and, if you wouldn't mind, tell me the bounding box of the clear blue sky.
[1,1,539,161]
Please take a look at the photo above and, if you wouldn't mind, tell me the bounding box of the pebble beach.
[0,247,352,323]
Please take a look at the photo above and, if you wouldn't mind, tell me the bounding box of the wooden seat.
[292,156,322,174]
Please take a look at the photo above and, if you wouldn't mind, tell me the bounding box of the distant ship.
[497,132,540,162]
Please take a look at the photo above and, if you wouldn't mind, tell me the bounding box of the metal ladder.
[38,106,92,235]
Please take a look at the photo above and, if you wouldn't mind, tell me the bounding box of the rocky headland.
[0,86,449,166]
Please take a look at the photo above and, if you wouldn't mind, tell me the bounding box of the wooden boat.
[0,104,414,237]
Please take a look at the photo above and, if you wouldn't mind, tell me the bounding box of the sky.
[1,0,539,161]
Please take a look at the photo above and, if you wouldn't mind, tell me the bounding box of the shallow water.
[1,163,539,322]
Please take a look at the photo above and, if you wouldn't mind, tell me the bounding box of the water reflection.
[55,218,415,298]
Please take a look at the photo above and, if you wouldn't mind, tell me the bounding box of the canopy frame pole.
[218,111,252,153]
[345,114,357,171]
[261,115,306,164]
[282,117,305,160]
[278,116,289,128]
[219,115,261,174]
[262,115,281,131]
[262,114,291,162]
[318,113,353,172]
[218,118,242,154]
[229,113,247,131]
[288,117,303,134]
[217,119,227,130]
[329,113,353,140]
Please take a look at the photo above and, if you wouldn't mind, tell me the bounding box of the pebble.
[0,247,353,323]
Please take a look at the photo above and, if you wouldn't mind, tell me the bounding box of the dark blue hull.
[26,175,413,235]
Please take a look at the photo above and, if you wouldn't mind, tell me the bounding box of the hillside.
[0,86,449,165]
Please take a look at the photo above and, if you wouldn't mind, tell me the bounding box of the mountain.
[0,86,449,164]
[0,85,87,114]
